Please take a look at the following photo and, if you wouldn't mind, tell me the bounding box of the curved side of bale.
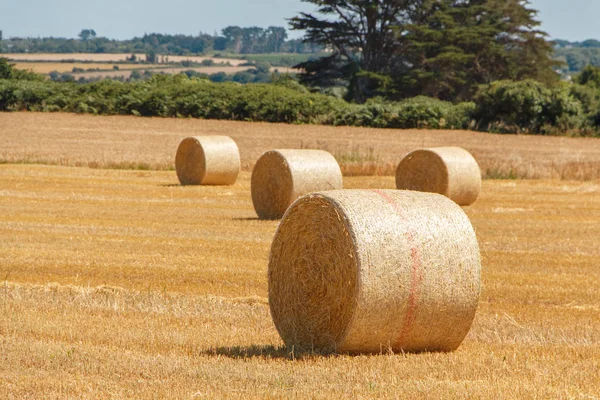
[251,149,343,220]
[175,136,240,185]
[269,189,481,354]
[396,147,481,205]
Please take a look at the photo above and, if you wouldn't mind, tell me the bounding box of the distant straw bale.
[251,149,343,219]
[175,136,240,185]
[269,189,481,354]
[395,147,481,205]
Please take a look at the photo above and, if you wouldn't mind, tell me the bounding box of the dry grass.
[3,53,245,65]
[0,164,599,398]
[12,62,163,74]
[2,112,600,180]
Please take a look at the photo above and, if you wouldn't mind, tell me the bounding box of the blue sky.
[0,0,598,41]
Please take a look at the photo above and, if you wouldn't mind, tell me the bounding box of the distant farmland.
[2,52,246,65]
[12,62,161,74]
[67,66,277,80]
[5,53,296,79]
[1,111,599,397]
[2,112,600,180]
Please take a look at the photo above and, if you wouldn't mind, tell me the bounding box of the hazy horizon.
[0,0,598,42]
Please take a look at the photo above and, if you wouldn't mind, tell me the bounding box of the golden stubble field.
[1,112,600,398]
[2,112,600,180]
[5,54,284,79]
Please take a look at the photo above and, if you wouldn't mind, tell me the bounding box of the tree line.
[0,27,320,55]
[292,0,562,103]
[3,56,600,136]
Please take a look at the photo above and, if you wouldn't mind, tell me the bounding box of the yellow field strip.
[12,62,164,74]
[2,112,600,180]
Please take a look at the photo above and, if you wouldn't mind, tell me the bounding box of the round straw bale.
[269,189,481,354]
[395,147,481,205]
[175,136,240,185]
[251,149,343,220]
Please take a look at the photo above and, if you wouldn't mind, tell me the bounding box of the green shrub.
[577,65,600,88]
[569,83,600,128]
[0,57,44,81]
[0,71,595,135]
[473,80,586,134]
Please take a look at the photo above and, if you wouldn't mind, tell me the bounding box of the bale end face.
[251,151,294,220]
[176,137,206,185]
[269,195,357,352]
[251,149,343,220]
[396,149,449,196]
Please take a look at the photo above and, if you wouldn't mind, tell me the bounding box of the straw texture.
[175,136,240,185]
[395,147,481,205]
[269,189,481,354]
[251,149,343,220]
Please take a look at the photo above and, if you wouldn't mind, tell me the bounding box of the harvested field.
[12,62,162,74]
[0,163,599,398]
[2,112,600,180]
[69,65,261,80]
[3,53,245,65]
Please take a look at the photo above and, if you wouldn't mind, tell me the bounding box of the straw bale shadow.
[232,217,263,221]
[201,345,335,360]
[201,345,292,360]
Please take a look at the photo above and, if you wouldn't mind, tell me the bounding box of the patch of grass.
[0,157,174,171]
[484,168,523,180]
[299,141,393,176]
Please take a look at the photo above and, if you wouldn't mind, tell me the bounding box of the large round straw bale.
[175,136,240,185]
[269,189,481,354]
[251,149,343,220]
[395,147,481,205]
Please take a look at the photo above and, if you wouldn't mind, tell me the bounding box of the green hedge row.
[1,71,599,135]
[0,75,474,129]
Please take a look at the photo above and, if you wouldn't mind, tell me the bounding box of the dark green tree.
[291,0,559,102]
[291,0,406,102]
[222,26,243,53]
[241,27,265,53]
[266,26,288,53]
[577,65,600,87]
[582,39,600,48]
[396,0,559,100]
[0,57,12,79]
[146,50,157,63]
[78,29,97,41]
[213,36,228,51]
[0,57,43,81]
[566,52,588,72]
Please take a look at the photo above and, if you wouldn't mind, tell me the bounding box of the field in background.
[3,53,274,79]
[2,112,600,180]
[12,62,163,74]
[67,66,272,80]
[0,164,599,398]
[3,53,246,65]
